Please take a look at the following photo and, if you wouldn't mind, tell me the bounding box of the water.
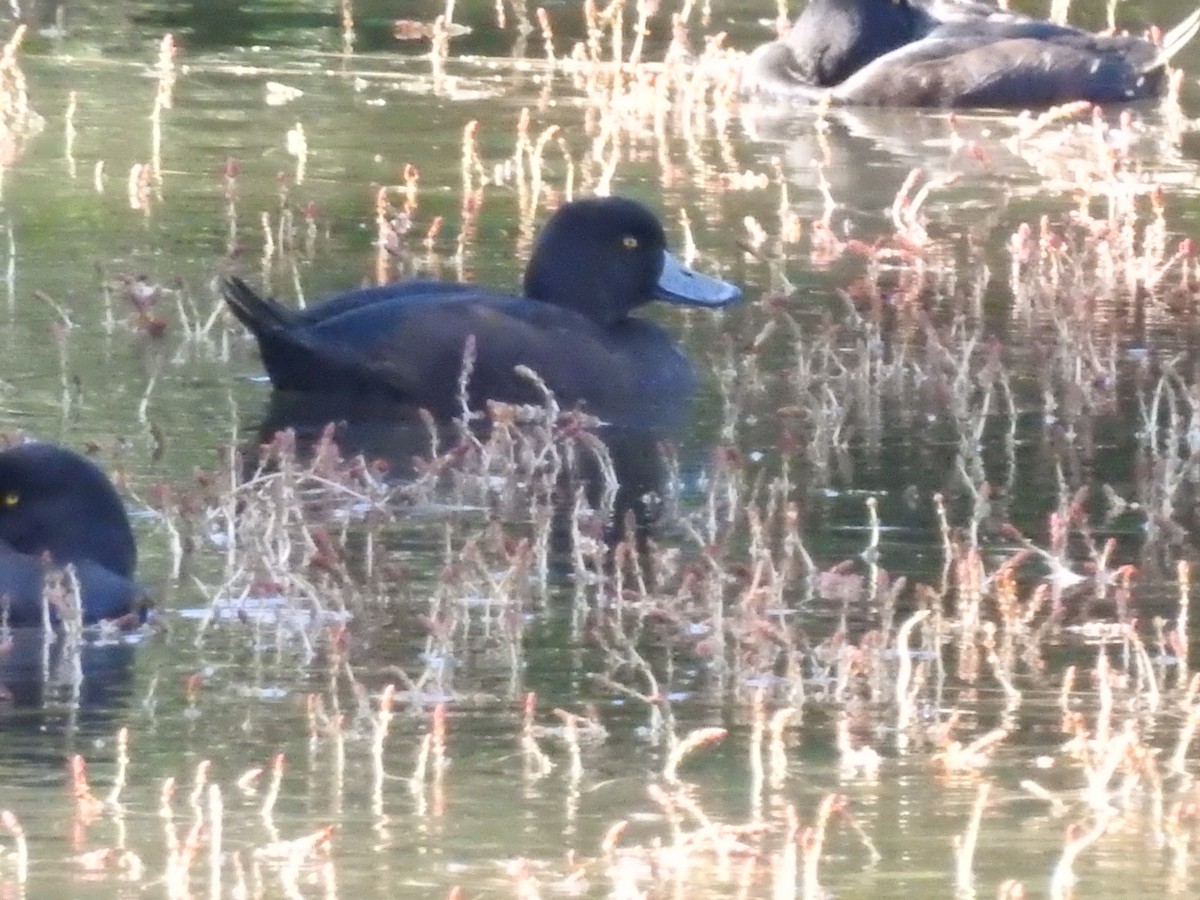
[0,0,1198,896]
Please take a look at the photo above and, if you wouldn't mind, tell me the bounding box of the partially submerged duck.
[221,197,741,422]
[0,442,146,627]
[743,0,1200,108]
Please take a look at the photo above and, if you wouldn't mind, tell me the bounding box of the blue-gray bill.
[655,251,741,307]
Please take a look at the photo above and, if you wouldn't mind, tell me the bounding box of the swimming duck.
[0,442,145,628]
[221,196,741,422]
[742,0,1200,108]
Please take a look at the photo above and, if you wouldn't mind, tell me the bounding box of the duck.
[221,196,741,423]
[0,442,146,628]
[742,0,1200,108]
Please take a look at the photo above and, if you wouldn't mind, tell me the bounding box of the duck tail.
[1150,5,1200,70]
[220,276,298,336]
[222,276,327,391]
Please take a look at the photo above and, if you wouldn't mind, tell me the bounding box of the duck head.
[0,443,137,579]
[522,196,741,328]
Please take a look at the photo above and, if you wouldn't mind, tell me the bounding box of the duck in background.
[0,442,147,628]
[742,0,1200,108]
[221,196,741,426]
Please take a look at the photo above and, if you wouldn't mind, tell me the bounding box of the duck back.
[223,277,694,421]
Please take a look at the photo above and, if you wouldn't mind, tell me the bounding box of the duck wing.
[222,276,527,399]
[831,29,1170,107]
[222,277,643,417]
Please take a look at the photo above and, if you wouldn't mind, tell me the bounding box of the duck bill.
[654,251,742,307]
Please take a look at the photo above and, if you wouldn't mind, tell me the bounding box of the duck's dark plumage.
[0,442,145,627]
[222,196,741,421]
[743,0,1200,108]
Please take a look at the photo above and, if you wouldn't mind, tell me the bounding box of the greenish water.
[0,1,1198,897]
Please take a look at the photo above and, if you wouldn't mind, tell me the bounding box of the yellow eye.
[3,492,18,507]
[622,236,638,249]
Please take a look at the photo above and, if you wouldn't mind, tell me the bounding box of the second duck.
[742,0,1200,108]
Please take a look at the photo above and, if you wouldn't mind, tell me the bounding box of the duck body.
[222,197,741,423]
[0,443,145,628]
[743,0,1200,108]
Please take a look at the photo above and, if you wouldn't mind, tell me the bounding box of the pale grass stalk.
[556,709,584,782]
[933,492,954,572]
[749,689,765,806]
[1015,101,1091,140]
[1168,704,1200,774]
[1059,665,1076,717]
[410,733,433,799]
[231,851,247,899]
[371,684,396,806]
[341,0,355,52]
[286,123,307,185]
[1128,627,1160,710]
[768,708,795,789]
[529,125,561,209]
[601,820,627,858]
[1095,650,1113,747]
[626,0,650,66]
[954,782,990,892]
[663,727,727,784]
[1185,672,1200,707]
[907,172,958,224]
[1,810,27,884]
[1082,729,1133,810]
[772,805,798,900]
[1177,560,1191,686]
[986,645,1022,711]
[895,608,930,733]
[521,730,554,778]
[236,766,264,794]
[457,334,478,423]
[430,15,450,88]
[260,753,284,820]
[889,169,922,233]
[536,7,555,61]
[64,88,76,177]
[800,794,844,898]
[1020,779,1068,816]
[432,702,448,787]
[160,776,176,821]
[862,495,880,561]
[70,753,103,818]
[331,712,346,811]
[106,727,130,808]
[1049,813,1113,899]
[647,783,685,858]
[209,784,223,900]
[189,759,211,817]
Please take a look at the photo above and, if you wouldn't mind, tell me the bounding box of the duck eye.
[622,236,638,250]
[3,492,17,507]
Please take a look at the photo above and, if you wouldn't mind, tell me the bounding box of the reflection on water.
[0,0,1198,897]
